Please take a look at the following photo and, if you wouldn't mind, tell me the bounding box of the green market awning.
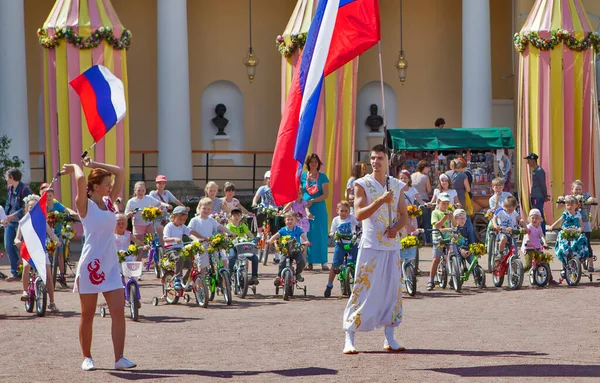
[387,128,515,151]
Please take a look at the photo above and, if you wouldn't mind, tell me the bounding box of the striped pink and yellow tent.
[514,0,600,224]
[278,0,358,215]
[38,0,131,203]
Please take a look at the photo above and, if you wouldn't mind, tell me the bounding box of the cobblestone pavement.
[0,245,599,383]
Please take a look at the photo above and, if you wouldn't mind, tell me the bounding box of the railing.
[130,149,273,192]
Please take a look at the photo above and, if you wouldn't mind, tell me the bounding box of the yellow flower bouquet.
[46,240,57,254]
[141,206,163,222]
[407,205,422,219]
[180,241,205,259]
[469,243,486,257]
[161,253,176,271]
[400,235,420,249]
[528,249,553,264]
[207,234,229,254]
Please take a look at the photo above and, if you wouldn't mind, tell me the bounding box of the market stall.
[387,127,516,241]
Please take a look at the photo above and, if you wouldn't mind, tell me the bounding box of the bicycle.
[333,230,361,297]
[430,228,464,292]
[491,227,526,290]
[231,240,258,298]
[524,246,552,287]
[100,261,143,321]
[551,228,591,286]
[205,249,233,305]
[457,243,486,289]
[274,239,307,300]
[152,241,209,307]
[24,266,47,317]
[49,214,79,288]
[254,206,281,266]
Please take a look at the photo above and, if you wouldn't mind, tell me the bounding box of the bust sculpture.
[365,104,384,133]
[212,103,229,136]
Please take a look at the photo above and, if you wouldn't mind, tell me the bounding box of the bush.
[0,135,24,206]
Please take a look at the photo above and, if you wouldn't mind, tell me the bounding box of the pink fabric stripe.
[538,47,552,220]
[581,49,592,188]
[573,0,591,31]
[67,0,79,26]
[47,0,66,27]
[103,0,121,31]
[113,51,124,171]
[67,43,82,201]
[523,0,544,31]
[47,48,61,198]
[350,58,358,164]
[92,48,105,162]
[540,0,553,31]
[562,45,575,190]
[88,0,101,28]
[561,0,573,31]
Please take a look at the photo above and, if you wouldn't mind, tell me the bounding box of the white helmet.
[264,170,271,179]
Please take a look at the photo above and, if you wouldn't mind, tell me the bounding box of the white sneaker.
[114,357,137,370]
[81,357,96,371]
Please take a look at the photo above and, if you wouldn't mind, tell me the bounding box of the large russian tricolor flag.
[19,192,49,283]
[69,65,126,142]
[270,0,380,205]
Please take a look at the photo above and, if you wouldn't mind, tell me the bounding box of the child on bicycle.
[452,209,473,261]
[163,206,202,291]
[204,181,223,213]
[324,200,359,297]
[221,182,250,215]
[252,170,279,238]
[492,196,525,257]
[189,198,236,267]
[125,181,171,248]
[227,208,259,285]
[549,195,589,265]
[268,212,310,284]
[486,178,512,243]
[115,213,148,262]
[570,180,596,271]
[14,195,61,313]
[427,192,454,291]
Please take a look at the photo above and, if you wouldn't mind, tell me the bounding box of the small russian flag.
[19,192,49,283]
[70,65,126,142]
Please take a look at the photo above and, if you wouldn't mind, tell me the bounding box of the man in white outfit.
[343,144,408,354]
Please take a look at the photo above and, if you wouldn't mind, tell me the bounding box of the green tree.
[0,135,24,206]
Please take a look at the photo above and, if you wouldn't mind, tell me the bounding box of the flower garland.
[275,33,307,58]
[513,30,600,53]
[37,26,131,50]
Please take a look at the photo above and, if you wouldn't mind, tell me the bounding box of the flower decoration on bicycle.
[527,249,553,263]
[161,253,176,271]
[484,209,494,220]
[47,211,70,229]
[334,232,361,251]
[207,233,230,254]
[180,241,204,259]
[469,243,486,257]
[400,235,420,249]
[209,211,228,225]
[560,227,581,242]
[61,224,75,240]
[257,206,280,219]
[141,206,163,222]
[46,239,57,254]
[407,205,422,219]
[117,244,141,263]
[275,236,303,256]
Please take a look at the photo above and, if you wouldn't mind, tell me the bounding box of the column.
[157,0,193,180]
[0,0,30,182]
[462,0,492,128]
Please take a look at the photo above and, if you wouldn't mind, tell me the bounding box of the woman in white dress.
[62,158,136,371]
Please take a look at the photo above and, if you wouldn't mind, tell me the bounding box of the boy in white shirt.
[491,196,525,256]
[163,206,202,291]
[488,178,513,210]
[324,200,360,298]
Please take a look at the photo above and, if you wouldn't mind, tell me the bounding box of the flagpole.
[81,142,97,159]
[376,40,393,226]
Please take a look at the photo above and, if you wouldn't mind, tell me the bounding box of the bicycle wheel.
[492,259,504,287]
[565,257,582,286]
[154,247,164,279]
[261,245,270,266]
[283,270,293,301]
[508,258,524,290]
[35,278,47,317]
[487,234,496,273]
[342,266,354,297]
[220,270,232,305]
[436,260,448,289]
[404,261,417,297]
[163,272,179,305]
[450,255,463,292]
[128,283,139,321]
[194,274,209,308]
[533,263,550,287]
[51,250,59,288]
[473,264,486,289]
[236,267,249,298]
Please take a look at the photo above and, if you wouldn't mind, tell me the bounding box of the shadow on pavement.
[109,366,338,380]
[426,364,600,378]
[406,349,548,357]
[137,315,204,324]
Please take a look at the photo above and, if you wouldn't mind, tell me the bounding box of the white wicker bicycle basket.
[234,242,256,257]
[122,262,143,278]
